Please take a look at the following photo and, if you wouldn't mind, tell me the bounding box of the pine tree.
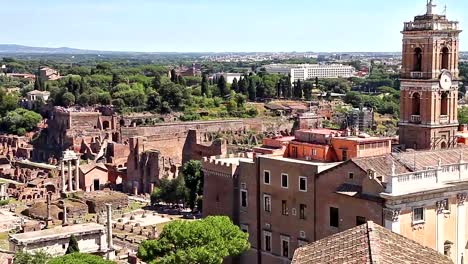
[231,78,239,93]
[304,82,313,101]
[201,74,209,96]
[65,235,80,254]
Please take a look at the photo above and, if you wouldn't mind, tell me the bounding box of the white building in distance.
[212,73,243,84]
[264,64,355,82]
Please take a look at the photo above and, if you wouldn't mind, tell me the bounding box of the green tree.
[66,235,80,254]
[152,73,162,90]
[61,92,76,107]
[14,250,50,264]
[201,74,209,96]
[137,216,250,264]
[294,79,303,99]
[248,77,256,101]
[182,160,204,210]
[170,69,178,83]
[304,81,313,100]
[238,77,247,95]
[2,108,42,135]
[459,107,468,124]
[48,253,115,264]
[217,75,228,97]
[231,78,239,93]
[151,176,188,206]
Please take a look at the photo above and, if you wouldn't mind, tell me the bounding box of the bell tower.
[399,0,462,150]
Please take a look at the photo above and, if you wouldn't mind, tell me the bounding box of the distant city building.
[39,67,61,81]
[6,73,36,80]
[263,64,355,82]
[212,73,242,84]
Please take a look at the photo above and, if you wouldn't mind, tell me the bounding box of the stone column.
[68,161,73,192]
[61,161,66,193]
[457,193,467,264]
[436,200,446,254]
[384,208,401,234]
[75,157,80,191]
[62,205,68,226]
[106,203,115,260]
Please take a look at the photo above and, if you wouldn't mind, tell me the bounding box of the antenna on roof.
[443,4,447,15]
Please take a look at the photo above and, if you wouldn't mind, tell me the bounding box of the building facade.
[264,64,355,82]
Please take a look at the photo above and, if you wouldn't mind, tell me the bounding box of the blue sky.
[2,0,467,52]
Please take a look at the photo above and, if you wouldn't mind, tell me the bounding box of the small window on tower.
[414,47,423,72]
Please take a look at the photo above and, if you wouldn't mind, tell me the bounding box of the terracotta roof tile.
[292,221,453,264]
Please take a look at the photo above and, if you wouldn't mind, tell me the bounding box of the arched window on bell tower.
[412,93,421,115]
[414,48,423,72]
[441,47,449,70]
[441,92,449,116]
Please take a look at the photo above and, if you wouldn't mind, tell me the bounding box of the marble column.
[62,205,68,226]
[436,199,446,254]
[68,161,73,192]
[384,208,401,234]
[457,193,467,264]
[106,203,115,260]
[61,160,66,193]
[75,157,80,191]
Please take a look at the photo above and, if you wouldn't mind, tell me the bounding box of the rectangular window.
[282,200,288,215]
[342,150,348,161]
[312,149,317,156]
[264,231,272,252]
[413,207,424,223]
[264,170,271,185]
[281,174,288,188]
[330,207,339,227]
[264,194,271,212]
[299,177,307,192]
[240,224,249,233]
[300,204,306,220]
[356,216,366,226]
[281,238,290,258]
[241,190,248,208]
[348,172,354,179]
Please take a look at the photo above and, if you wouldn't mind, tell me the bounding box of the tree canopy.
[137,216,250,264]
[48,253,115,264]
[181,160,204,210]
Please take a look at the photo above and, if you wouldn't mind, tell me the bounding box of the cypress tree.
[65,235,80,254]
[248,78,256,101]
[201,74,209,96]
[231,78,239,93]
[294,79,303,99]
[217,75,228,97]
[170,69,178,83]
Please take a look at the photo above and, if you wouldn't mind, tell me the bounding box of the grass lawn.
[0,232,9,250]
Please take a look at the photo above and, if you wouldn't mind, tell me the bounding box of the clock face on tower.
[439,71,453,90]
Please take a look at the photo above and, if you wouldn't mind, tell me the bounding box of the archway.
[441,142,448,149]
[414,48,423,72]
[441,47,449,70]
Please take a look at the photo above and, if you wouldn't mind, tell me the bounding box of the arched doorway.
[441,142,448,149]
[414,48,423,72]
[441,47,449,70]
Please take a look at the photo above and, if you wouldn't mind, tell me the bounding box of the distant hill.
[0,44,117,54]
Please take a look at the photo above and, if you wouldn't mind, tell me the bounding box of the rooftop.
[292,221,453,264]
